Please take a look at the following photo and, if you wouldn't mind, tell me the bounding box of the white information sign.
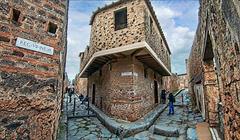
[16,37,54,55]
[121,72,138,77]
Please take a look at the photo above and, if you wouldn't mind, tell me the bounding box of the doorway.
[203,32,223,134]
[92,84,95,104]
[154,81,158,104]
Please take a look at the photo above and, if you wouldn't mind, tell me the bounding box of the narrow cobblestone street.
[66,94,118,139]
[61,89,204,140]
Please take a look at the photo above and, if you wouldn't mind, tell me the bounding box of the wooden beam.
[131,48,143,56]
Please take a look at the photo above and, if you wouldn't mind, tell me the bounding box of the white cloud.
[66,9,91,80]
[152,4,197,74]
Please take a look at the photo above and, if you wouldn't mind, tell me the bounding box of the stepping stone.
[153,125,179,137]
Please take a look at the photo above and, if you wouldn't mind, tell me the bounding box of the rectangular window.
[12,9,21,23]
[48,22,58,34]
[114,8,127,30]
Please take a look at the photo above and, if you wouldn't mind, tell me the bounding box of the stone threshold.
[88,89,184,138]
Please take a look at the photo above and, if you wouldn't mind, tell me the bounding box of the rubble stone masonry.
[79,0,171,121]
[80,0,171,71]
[0,0,68,139]
[188,0,240,139]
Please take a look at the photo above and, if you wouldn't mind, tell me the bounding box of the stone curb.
[88,89,185,138]
[153,125,180,137]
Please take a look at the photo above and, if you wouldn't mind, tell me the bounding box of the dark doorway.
[92,84,96,104]
[154,81,158,104]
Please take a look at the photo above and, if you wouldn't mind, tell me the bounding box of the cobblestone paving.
[149,90,203,140]
[63,90,203,140]
[68,117,118,140]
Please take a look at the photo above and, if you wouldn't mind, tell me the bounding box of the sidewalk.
[196,122,212,140]
[88,89,184,138]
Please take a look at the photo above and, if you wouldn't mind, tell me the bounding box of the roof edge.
[79,41,171,77]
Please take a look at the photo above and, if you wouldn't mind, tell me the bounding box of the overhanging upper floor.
[79,42,171,78]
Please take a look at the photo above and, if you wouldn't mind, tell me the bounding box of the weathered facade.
[79,0,171,121]
[0,0,68,139]
[178,73,188,89]
[74,75,87,96]
[162,73,179,92]
[162,73,188,93]
[188,0,240,139]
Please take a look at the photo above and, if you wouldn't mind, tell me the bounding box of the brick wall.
[162,74,179,92]
[188,0,240,139]
[74,77,87,96]
[0,0,68,139]
[88,56,162,121]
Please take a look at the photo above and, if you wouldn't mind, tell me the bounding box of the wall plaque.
[16,37,54,55]
[121,72,138,77]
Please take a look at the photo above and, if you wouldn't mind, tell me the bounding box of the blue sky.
[66,0,200,80]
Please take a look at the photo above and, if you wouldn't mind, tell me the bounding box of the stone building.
[162,73,188,93]
[74,74,87,96]
[162,73,179,92]
[178,73,188,89]
[79,0,171,121]
[0,0,68,139]
[188,0,239,139]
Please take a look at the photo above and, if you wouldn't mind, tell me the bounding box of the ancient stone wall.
[162,74,179,92]
[74,77,87,96]
[143,3,171,70]
[0,0,68,139]
[178,74,188,89]
[80,0,170,72]
[133,57,162,116]
[88,55,162,121]
[188,0,240,139]
[80,0,146,70]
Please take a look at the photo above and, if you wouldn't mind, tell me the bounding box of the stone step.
[153,125,180,137]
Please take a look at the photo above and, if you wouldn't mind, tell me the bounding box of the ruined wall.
[80,0,146,70]
[133,57,162,117]
[80,0,170,72]
[162,74,179,92]
[88,55,162,121]
[75,77,87,96]
[188,0,240,139]
[143,3,171,70]
[88,57,135,121]
[0,0,68,139]
[178,74,188,89]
